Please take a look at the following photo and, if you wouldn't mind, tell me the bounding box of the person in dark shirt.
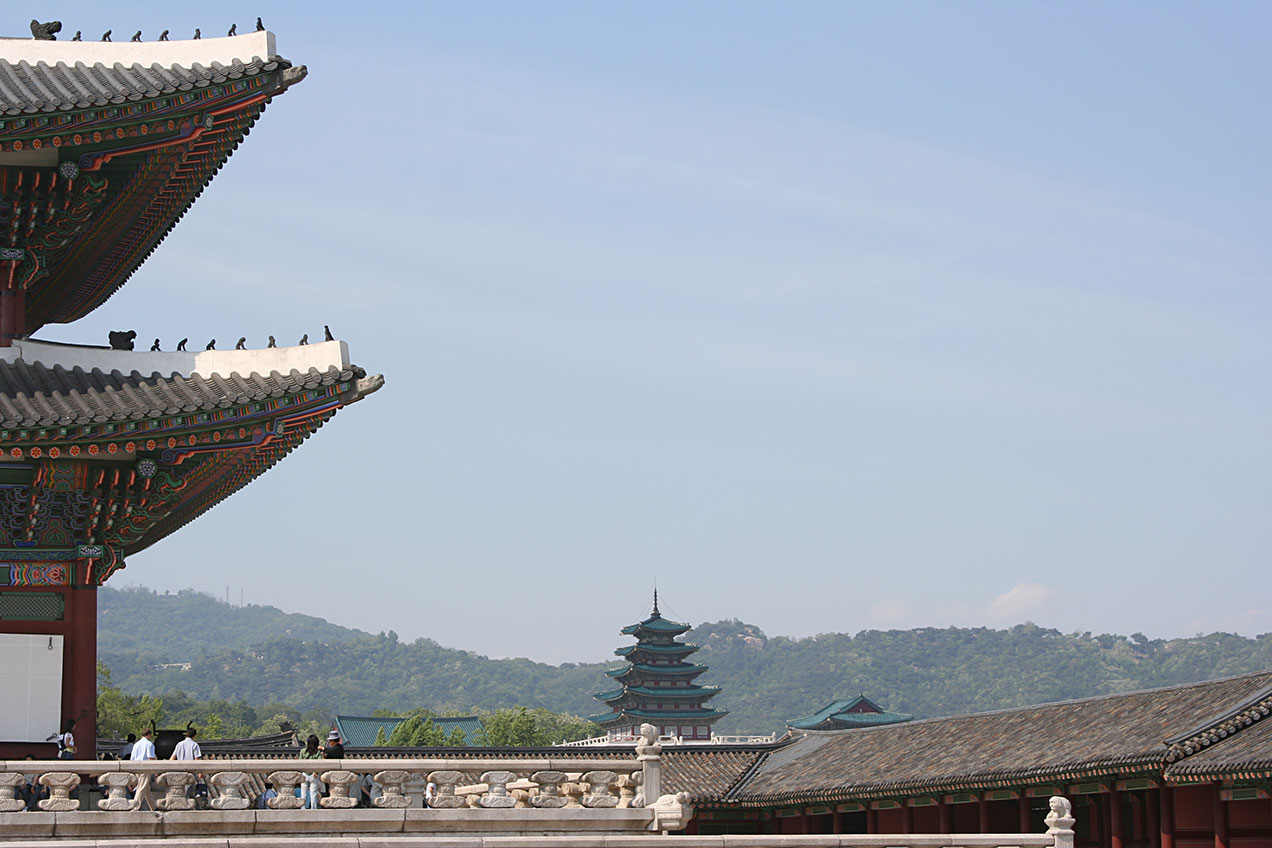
[323,730,345,759]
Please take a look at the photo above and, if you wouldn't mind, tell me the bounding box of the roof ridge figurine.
[30,20,62,40]
[177,338,188,351]
[227,23,237,36]
[324,325,334,341]
[100,30,111,42]
[235,337,246,350]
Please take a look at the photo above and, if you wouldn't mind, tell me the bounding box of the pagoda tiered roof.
[0,32,305,333]
[591,596,727,735]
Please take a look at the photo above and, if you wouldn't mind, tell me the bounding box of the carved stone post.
[265,770,305,809]
[156,772,196,811]
[616,772,639,808]
[479,771,518,808]
[636,722,662,807]
[530,771,569,808]
[98,772,136,810]
[651,791,694,833]
[0,773,25,811]
[582,771,619,808]
[1047,795,1077,848]
[372,770,412,808]
[38,772,81,811]
[320,771,360,808]
[562,780,585,808]
[426,771,468,809]
[209,772,251,810]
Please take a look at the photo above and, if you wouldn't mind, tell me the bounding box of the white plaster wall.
[0,31,276,66]
[0,633,63,743]
[0,338,349,378]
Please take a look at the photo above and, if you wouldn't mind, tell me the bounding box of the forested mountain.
[100,586,1272,735]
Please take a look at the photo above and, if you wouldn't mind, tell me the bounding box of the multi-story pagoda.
[589,594,726,741]
[0,27,381,759]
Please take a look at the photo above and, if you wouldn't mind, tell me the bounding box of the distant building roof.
[786,694,913,731]
[334,714,483,747]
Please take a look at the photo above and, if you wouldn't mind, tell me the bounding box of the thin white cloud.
[988,583,1056,621]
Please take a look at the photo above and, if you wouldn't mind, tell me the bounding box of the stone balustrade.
[0,750,696,840]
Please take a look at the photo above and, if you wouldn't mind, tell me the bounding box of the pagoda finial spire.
[652,587,660,617]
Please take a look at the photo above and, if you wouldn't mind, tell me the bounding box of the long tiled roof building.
[589,594,727,741]
[0,28,381,761]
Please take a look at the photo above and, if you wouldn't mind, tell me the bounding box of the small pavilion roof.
[787,694,913,731]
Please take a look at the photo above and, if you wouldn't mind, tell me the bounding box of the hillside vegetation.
[100,586,1272,735]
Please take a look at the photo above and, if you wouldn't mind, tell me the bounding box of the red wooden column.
[1213,784,1228,848]
[1111,785,1125,848]
[902,803,914,834]
[867,807,879,834]
[939,800,952,833]
[1159,788,1175,848]
[1147,789,1161,848]
[63,582,97,760]
[979,799,991,833]
[1020,796,1033,833]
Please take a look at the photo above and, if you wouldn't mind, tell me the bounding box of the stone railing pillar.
[426,770,467,808]
[478,771,518,808]
[530,770,568,808]
[210,772,251,810]
[635,722,662,807]
[98,772,135,810]
[156,771,196,811]
[581,771,619,808]
[39,772,80,811]
[371,769,411,808]
[265,771,304,809]
[1047,795,1077,848]
[320,770,360,808]
[0,773,25,811]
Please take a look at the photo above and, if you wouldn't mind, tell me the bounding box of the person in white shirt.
[172,728,202,760]
[129,728,157,811]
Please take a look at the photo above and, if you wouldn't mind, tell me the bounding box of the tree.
[96,662,163,740]
[373,726,388,746]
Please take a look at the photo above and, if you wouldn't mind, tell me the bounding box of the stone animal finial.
[108,330,137,351]
[227,23,237,36]
[72,31,81,41]
[150,339,160,351]
[30,20,62,40]
[235,337,246,350]
[159,30,169,41]
[298,334,308,346]
[131,31,142,42]
[323,324,334,341]
[177,337,188,351]
[193,28,201,39]
[267,335,276,348]
[256,17,265,31]
[205,339,216,351]
[101,30,111,42]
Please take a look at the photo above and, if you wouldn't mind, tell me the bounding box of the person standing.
[49,719,76,759]
[118,733,136,760]
[323,731,345,760]
[299,734,323,809]
[171,727,204,803]
[129,728,157,811]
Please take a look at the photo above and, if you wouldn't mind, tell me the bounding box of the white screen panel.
[0,633,64,742]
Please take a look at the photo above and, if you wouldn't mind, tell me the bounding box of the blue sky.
[32,2,1271,663]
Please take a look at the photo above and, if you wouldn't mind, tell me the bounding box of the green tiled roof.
[620,614,691,636]
[334,714,485,747]
[786,695,913,731]
[605,662,707,678]
[589,707,729,724]
[615,642,698,657]
[594,683,722,704]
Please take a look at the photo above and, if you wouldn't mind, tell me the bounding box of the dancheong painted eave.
[0,338,383,560]
[0,31,306,332]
